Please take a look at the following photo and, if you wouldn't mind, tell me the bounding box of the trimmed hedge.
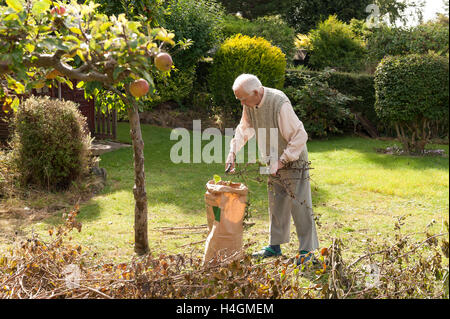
[374,54,449,152]
[208,34,286,124]
[367,23,449,64]
[9,96,92,190]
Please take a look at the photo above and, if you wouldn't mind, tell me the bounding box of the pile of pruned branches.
[0,205,448,299]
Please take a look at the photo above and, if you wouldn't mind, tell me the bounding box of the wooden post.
[112,108,117,140]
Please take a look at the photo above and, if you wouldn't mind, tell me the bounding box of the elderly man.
[225,74,319,265]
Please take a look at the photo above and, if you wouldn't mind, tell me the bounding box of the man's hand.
[225,152,236,174]
[270,160,285,176]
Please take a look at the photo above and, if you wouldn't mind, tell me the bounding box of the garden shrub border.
[285,69,383,137]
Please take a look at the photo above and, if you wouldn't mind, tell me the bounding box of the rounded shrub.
[10,96,92,190]
[307,15,367,73]
[374,54,449,153]
[208,34,286,124]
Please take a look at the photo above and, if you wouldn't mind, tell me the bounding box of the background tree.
[374,0,425,26]
[0,0,183,255]
[305,15,368,72]
[93,0,167,27]
[215,0,291,20]
[282,0,372,34]
[282,0,425,34]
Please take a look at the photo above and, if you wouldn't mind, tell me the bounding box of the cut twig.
[177,239,206,248]
[155,225,208,232]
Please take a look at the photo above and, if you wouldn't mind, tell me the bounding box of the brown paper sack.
[203,180,248,266]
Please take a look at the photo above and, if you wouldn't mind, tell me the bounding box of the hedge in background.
[284,70,356,138]
[367,22,449,64]
[208,34,286,125]
[374,54,449,154]
[9,96,92,190]
[286,69,382,137]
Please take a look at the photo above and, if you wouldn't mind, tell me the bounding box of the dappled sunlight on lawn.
[11,123,448,261]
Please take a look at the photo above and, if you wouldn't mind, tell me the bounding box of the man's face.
[233,86,260,108]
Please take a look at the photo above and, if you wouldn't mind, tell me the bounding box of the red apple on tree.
[154,52,173,72]
[51,6,66,15]
[129,79,149,97]
[1,101,11,113]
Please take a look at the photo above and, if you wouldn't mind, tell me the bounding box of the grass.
[2,122,449,266]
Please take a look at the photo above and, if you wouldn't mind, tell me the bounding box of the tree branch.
[0,49,111,84]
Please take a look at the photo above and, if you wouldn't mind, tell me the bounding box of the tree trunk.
[354,112,379,139]
[127,102,149,255]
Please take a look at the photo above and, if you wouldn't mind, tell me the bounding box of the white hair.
[232,74,262,94]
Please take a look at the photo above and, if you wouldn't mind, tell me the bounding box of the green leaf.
[6,0,24,12]
[31,0,51,16]
[24,43,35,53]
[99,22,113,33]
[57,77,73,90]
[113,67,124,80]
[69,27,83,36]
[76,81,85,89]
[213,175,221,183]
[11,96,19,111]
[103,39,112,50]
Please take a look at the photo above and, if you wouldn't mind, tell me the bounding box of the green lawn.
[20,122,450,263]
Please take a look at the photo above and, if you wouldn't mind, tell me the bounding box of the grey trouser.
[267,149,319,252]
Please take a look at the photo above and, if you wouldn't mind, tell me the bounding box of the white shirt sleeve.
[278,102,308,163]
[227,107,255,162]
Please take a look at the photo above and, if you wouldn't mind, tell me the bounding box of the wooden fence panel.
[94,105,117,140]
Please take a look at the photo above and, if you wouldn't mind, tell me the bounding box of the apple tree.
[0,0,182,255]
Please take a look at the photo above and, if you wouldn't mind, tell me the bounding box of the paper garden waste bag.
[203,180,248,266]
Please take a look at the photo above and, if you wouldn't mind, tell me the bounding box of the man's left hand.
[270,160,285,176]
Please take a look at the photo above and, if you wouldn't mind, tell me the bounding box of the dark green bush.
[284,70,356,137]
[216,0,290,19]
[374,54,449,153]
[281,0,370,34]
[208,34,286,125]
[307,15,367,73]
[367,22,449,64]
[161,0,225,68]
[286,69,384,137]
[9,96,92,190]
[148,65,196,108]
[221,14,296,62]
[140,0,224,108]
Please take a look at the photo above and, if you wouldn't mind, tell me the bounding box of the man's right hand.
[225,152,236,174]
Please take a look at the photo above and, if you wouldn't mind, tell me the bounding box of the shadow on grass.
[40,125,447,228]
[41,201,102,227]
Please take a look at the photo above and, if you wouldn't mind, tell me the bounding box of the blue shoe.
[296,250,315,266]
[252,246,282,259]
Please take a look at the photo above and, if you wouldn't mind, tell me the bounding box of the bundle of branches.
[0,206,327,299]
[0,205,447,299]
[322,216,449,299]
